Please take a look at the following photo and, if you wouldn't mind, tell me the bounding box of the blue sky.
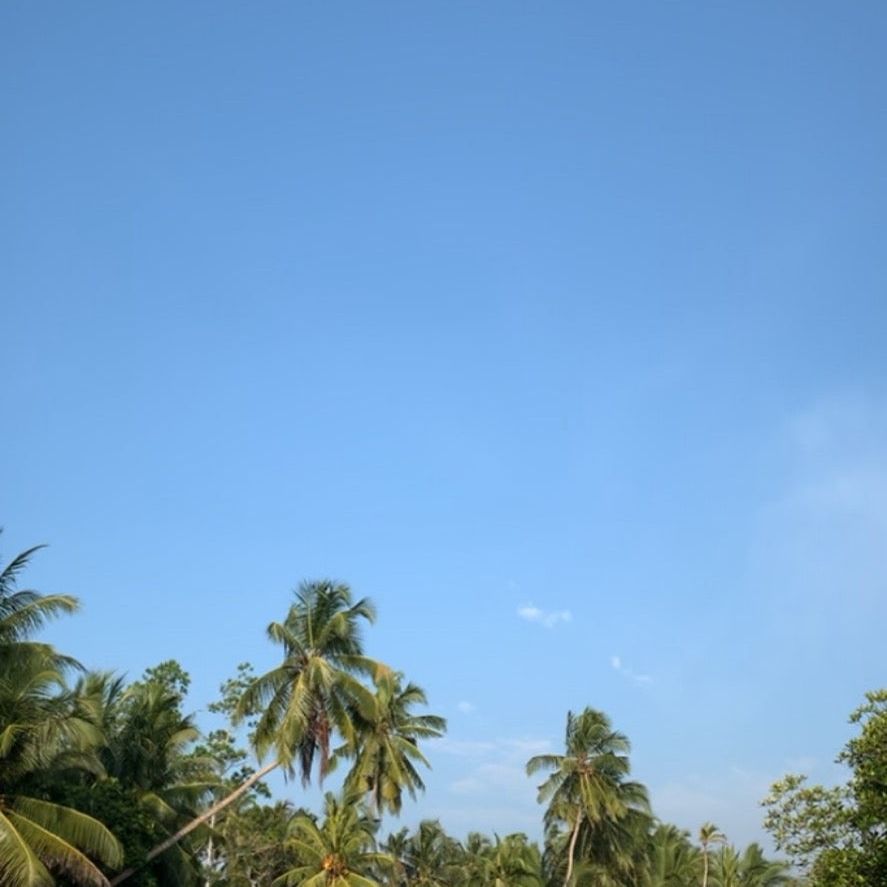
[2,1,886,848]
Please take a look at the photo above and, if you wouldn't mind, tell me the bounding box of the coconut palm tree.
[0,542,123,887]
[380,827,411,887]
[562,806,652,887]
[458,832,493,886]
[343,672,446,817]
[112,580,383,883]
[273,791,391,887]
[402,821,462,887]
[738,843,791,887]
[699,824,726,887]
[647,823,698,887]
[709,844,791,887]
[527,708,649,887]
[473,834,543,887]
[0,542,78,671]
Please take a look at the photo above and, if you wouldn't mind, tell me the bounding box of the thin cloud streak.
[517,603,572,628]
[611,653,652,685]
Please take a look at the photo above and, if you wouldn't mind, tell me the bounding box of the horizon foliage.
[0,535,855,886]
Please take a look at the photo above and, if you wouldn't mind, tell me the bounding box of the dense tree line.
[2,537,878,886]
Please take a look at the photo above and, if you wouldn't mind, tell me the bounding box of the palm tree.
[0,662,124,887]
[0,542,78,671]
[380,828,411,887]
[343,672,446,817]
[239,579,382,780]
[527,708,649,887]
[647,823,698,887]
[402,821,462,887]
[476,834,543,887]
[112,580,383,883]
[709,844,790,887]
[99,679,219,884]
[273,791,391,887]
[459,832,493,886]
[698,823,726,887]
[0,541,123,886]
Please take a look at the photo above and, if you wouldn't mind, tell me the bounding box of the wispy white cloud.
[443,736,552,815]
[610,653,652,685]
[457,701,476,714]
[517,603,572,628]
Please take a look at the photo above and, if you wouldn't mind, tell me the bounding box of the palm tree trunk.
[701,847,708,887]
[564,812,582,887]
[110,760,279,886]
[204,812,216,887]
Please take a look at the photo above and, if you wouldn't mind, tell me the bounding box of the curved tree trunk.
[110,760,280,886]
[701,846,709,887]
[564,812,582,887]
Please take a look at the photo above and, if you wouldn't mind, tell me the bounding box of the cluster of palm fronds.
[0,537,797,887]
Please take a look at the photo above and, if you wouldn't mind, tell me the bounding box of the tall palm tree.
[273,791,391,887]
[343,672,446,817]
[0,541,123,887]
[527,708,649,887]
[113,580,383,884]
[239,579,382,781]
[698,824,726,887]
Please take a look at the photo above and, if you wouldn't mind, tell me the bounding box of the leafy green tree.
[194,664,270,887]
[214,801,295,887]
[527,708,649,887]
[342,672,446,818]
[763,689,887,886]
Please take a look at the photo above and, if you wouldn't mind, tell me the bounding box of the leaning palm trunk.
[701,850,708,887]
[564,813,582,887]
[110,760,279,885]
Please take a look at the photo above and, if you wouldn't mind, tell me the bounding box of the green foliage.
[273,791,391,887]
[236,580,382,782]
[132,661,191,703]
[527,708,650,886]
[763,689,887,886]
[0,530,810,887]
[342,672,446,816]
[0,541,124,887]
[210,802,295,887]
